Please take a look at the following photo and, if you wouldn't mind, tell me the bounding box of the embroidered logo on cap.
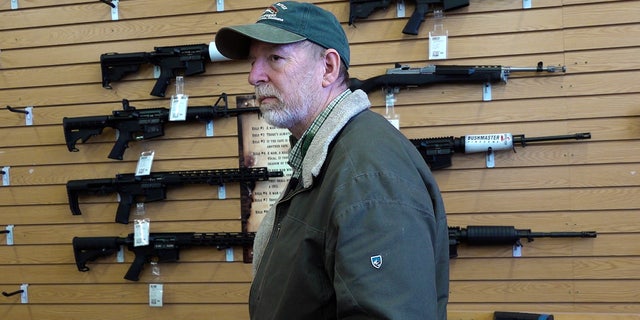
[259,2,287,22]
[370,255,382,269]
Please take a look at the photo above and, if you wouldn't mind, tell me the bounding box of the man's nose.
[248,60,267,86]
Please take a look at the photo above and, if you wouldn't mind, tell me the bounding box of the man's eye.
[270,55,283,62]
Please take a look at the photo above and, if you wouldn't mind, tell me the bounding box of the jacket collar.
[300,89,370,188]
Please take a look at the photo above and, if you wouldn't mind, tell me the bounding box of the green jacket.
[250,89,449,319]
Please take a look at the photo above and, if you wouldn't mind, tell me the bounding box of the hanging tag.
[225,248,234,262]
[218,184,227,199]
[149,283,164,307]
[116,245,125,263]
[396,0,405,17]
[2,166,10,186]
[513,243,523,257]
[170,95,188,121]
[135,202,146,216]
[134,218,150,247]
[5,225,14,245]
[110,0,119,20]
[483,83,492,101]
[170,76,188,121]
[523,0,532,9]
[485,147,495,168]
[151,261,161,278]
[384,90,400,130]
[216,0,224,11]
[25,107,33,126]
[428,10,447,60]
[135,150,155,176]
[20,284,28,304]
[11,0,18,9]
[206,120,215,137]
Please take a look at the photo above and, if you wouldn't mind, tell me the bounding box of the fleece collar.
[300,89,370,188]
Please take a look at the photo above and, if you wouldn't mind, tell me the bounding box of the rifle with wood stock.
[349,61,566,94]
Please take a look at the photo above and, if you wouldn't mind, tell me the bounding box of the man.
[215,2,449,319]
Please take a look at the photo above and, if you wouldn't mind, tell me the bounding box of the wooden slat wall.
[0,0,639,319]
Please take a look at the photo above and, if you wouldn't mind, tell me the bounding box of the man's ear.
[322,49,341,87]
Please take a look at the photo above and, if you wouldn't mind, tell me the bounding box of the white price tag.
[170,94,189,121]
[135,151,155,176]
[134,219,150,247]
[149,283,164,307]
[428,35,448,60]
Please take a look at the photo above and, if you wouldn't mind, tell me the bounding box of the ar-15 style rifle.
[349,0,470,35]
[73,231,255,281]
[63,93,259,160]
[66,167,283,224]
[72,225,596,281]
[349,61,566,94]
[100,42,229,97]
[449,225,597,258]
[410,132,591,170]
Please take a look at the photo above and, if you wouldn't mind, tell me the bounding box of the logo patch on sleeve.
[370,255,382,269]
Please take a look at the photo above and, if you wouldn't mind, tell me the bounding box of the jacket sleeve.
[329,171,443,319]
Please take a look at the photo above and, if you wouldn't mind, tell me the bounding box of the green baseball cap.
[215,1,350,68]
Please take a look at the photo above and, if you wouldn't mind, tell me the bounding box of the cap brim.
[215,23,307,60]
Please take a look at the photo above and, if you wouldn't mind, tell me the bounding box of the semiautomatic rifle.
[66,167,284,224]
[410,132,591,170]
[100,42,229,97]
[73,231,255,281]
[349,61,566,94]
[72,225,596,281]
[63,93,259,160]
[349,0,470,35]
[449,225,597,258]
[494,311,555,320]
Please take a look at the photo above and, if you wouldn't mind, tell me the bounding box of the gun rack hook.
[6,106,29,115]
[2,289,23,297]
[99,0,116,8]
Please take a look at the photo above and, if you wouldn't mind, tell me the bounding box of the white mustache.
[255,85,282,104]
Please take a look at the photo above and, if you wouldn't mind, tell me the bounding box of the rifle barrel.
[514,132,591,146]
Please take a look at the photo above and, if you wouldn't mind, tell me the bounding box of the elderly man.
[215,2,449,319]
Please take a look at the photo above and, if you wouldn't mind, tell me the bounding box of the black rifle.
[494,311,554,320]
[101,43,227,97]
[449,226,597,258]
[349,61,566,94]
[73,231,255,281]
[410,132,591,170]
[63,94,259,160]
[66,167,284,224]
[349,0,469,35]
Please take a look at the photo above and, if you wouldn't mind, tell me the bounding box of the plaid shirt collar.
[288,89,351,180]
